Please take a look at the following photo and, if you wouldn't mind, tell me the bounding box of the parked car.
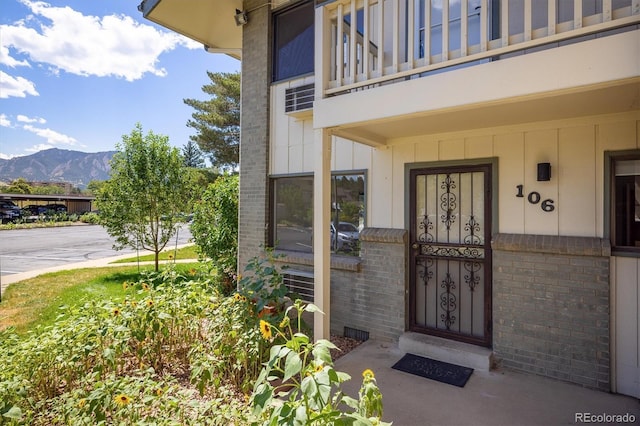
[23,204,49,216]
[44,203,67,213]
[331,221,360,252]
[0,200,21,223]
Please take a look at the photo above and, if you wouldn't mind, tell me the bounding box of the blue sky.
[0,0,240,159]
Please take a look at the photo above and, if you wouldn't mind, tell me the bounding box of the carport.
[0,193,95,214]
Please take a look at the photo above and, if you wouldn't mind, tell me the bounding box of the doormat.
[391,353,473,387]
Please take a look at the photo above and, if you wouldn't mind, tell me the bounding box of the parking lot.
[0,224,192,276]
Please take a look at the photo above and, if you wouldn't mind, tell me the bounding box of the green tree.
[85,180,106,196]
[5,178,32,194]
[182,140,205,168]
[190,174,238,293]
[183,71,240,170]
[96,123,194,271]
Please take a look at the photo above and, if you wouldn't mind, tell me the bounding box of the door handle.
[412,243,419,250]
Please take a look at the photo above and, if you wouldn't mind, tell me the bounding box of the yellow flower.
[131,300,137,308]
[259,320,272,340]
[122,281,129,290]
[233,293,242,302]
[314,363,324,374]
[78,399,86,408]
[114,394,131,406]
[189,268,197,276]
[168,254,174,260]
[142,283,150,291]
[112,308,121,316]
[146,300,154,307]
[362,369,375,381]
[155,388,163,397]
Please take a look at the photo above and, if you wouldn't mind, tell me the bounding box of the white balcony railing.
[317,0,640,97]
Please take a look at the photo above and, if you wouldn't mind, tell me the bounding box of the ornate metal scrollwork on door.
[412,168,490,344]
[439,174,457,230]
[439,273,457,330]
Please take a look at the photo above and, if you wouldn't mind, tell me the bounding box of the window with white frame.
[271,173,366,255]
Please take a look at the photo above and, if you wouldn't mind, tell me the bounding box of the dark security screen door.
[409,165,492,347]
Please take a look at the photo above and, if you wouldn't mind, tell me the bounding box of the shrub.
[80,212,100,224]
[0,268,253,425]
[250,300,390,425]
[190,174,239,294]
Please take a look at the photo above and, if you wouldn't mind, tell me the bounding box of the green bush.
[0,268,254,425]
[190,174,238,294]
[0,258,390,425]
[80,212,100,224]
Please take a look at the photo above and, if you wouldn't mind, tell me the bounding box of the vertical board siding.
[615,256,640,397]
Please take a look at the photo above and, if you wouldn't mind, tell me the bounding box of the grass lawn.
[110,244,200,263]
[0,263,199,334]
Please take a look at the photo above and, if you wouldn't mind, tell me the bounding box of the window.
[611,155,640,252]
[273,0,314,82]
[271,173,366,255]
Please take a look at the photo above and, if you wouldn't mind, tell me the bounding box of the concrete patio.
[335,339,639,426]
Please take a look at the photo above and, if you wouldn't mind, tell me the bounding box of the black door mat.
[391,353,473,387]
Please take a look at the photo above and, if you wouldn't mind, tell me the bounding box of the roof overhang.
[138,0,243,60]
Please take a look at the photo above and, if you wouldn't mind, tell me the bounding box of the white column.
[313,128,332,341]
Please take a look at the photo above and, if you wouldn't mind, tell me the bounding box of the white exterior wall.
[273,99,638,237]
[271,76,374,177]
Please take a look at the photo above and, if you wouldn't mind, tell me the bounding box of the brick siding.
[276,228,408,342]
[492,233,611,391]
[238,0,272,270]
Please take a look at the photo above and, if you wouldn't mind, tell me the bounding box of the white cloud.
[0,70,39,98]
[0,43,31,68]
[0,114,11,127]
[17,114,46,124]
[23,124,77,146]
[0,153,19,160]
[24,143,54,153]
[0,0,201,82]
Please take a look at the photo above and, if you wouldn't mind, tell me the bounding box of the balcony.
[317,0,639,95]
[313,0,640,145]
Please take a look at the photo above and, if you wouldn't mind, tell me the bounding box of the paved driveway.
[0,224,192,276]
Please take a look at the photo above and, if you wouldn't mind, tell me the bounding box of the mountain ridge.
[0,148,116,189]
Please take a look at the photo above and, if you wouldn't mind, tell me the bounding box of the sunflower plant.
[250,299,391,425]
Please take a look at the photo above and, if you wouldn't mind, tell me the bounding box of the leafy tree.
[184,71,240,170]
[85,180,106,196]
[182,140,205,168]
[96,123,194,271]
[190,174,238,293]
[5,178,32,194]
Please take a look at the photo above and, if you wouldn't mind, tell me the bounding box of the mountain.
[0,148,116,189]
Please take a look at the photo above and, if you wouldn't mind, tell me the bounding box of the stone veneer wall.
[492,234,611,391]
[238,0,271,271]
[276,228,407,342]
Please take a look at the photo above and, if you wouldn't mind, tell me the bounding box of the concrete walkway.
[335,340,640,426]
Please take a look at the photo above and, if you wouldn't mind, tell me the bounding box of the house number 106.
[516,185,555,212]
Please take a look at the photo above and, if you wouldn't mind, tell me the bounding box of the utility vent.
[283,269,314,303]
[344,326,369,342]
[285,84,314,114]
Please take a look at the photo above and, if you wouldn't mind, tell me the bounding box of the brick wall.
[276,228,408,342]
[492,234,611,391]
[238,0,271,270]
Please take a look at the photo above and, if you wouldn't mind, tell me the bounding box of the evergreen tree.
[183,71,240,170]
[182,140,205,168]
